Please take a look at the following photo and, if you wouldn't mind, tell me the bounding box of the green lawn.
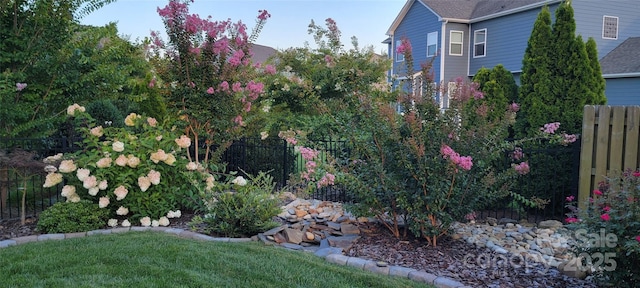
[0,232,430,288]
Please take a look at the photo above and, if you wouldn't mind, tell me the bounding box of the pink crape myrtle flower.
[16,83,27,91]
[396,38,412,54]
[257,10,271,20]
[299,147,319,161]
[206,87,215,94]
[317,173,336,188]
[541,122,561,134]
[440,144,473,171]
[232,82,243,93]
[265,64,276,75]
[562,133,578,145]
[511,147,524,161]
[513,161,530,175]
[219,81,230,92]
[508,102,520,113]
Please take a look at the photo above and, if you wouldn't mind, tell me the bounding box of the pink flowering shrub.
[340,38,564,246]
[149,0,271,164]
[564,169,640,285]
[277,129,339,196]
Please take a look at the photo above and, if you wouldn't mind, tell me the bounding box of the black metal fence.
[477,140,581,223]
[0,137,81,221]
[1,136,580,222]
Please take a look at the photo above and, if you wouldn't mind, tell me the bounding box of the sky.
[80,0,407,54]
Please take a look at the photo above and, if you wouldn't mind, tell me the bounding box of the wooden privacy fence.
[579,105,640,210]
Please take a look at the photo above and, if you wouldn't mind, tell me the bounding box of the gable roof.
[387,0,559,35]
[250,43,277,64]
[600,37,640,75]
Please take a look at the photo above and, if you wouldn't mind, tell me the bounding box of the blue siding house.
[386,0,640,106]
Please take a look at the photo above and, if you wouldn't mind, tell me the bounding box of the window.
[602,16,618,40]
[427,32,438,57]
[474,29,486,57]
[395,40,404,62]
[449,31,463,56]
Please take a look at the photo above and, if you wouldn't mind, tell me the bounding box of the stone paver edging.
[0,227,469,288]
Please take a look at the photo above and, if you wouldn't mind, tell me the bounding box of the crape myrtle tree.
[516,1,606,138]
[336,37,570,246]
[0,0,140,137]
[148,0,272,163]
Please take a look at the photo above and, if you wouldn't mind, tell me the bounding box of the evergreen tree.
[557,34,591,134]
[550,1,592,134]
[471,65,515,124]
[490,64,519,104]
[585,37,607,105]
[516,5,553,137]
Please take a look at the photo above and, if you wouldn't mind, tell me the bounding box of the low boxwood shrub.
[37,200,110,233]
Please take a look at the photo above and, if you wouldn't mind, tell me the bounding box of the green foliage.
[516,5,554,138]
[1,2,152,137]
[338,43,576,246]
[565,170,640,286]
[585,37,607,105]
[259,18,391,137]
[517,1,604,137]
[196,172,281,237]
[37,200,110,233]
[85,99,125,128]
[469,65,517,132]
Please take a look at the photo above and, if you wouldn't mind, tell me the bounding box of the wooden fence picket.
[579,105,640,210]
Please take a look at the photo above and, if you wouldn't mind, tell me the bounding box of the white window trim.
[473,29,487,58]
[602,15,619,40]
[449,30,464,56]
[427,32,438,57]
[395,40,405,62]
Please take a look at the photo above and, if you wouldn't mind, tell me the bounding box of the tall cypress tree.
[558,34,591,134]
[550,1,593,134]
[585,37,607,105]
[516,5,553,137]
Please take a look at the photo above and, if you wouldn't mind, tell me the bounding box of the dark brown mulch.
[0,215,598,288]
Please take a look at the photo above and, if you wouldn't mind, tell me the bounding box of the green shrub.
[565,169,640,286]
[196,171,281,237]
[85,99,125,127]
[37,200,110,233]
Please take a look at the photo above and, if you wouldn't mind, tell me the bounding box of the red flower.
[633,171,640,177]
[635,235,640,243]
[603,206,611,212]
[565,217,579,223]
[600,213,611,221]
[593,189,603,196]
